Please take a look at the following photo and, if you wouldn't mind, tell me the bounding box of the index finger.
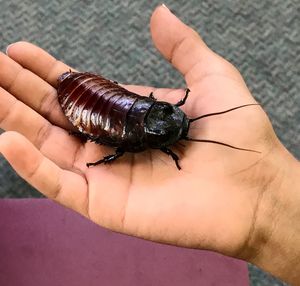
[6,42,75,88]
[6,42,166,96]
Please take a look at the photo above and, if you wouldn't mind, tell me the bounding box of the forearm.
[248,145,300,285]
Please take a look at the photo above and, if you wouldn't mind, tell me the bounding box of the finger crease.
[44,59,61,85]
[5,68,24,93]
[49,171,62,201]
[0,98,18,125]
[26,157,45,180]
[185,67,243,86]
[35,122,52,150]
[39,87,59,120]
[71,143,84,171]
[169,36,190,65]
[26,157,61,200]
[184,60,204,79]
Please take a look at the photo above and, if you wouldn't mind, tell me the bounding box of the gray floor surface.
[0,1,299,285]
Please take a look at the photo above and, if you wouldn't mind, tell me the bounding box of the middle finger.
[0,86,84,171]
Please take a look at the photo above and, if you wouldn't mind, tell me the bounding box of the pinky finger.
[0,131,89,217]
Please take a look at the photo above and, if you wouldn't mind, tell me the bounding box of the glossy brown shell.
[57,72,154,151]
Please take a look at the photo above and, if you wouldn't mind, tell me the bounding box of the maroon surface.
[0,199,249,286]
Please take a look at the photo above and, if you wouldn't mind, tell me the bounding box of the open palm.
[0,6,279,260]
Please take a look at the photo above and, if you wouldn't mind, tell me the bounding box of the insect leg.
[86,148,125,167]
[175,88,190,107]
[68,131,89,143]
[160,147,181,170]
[149,92,157,101]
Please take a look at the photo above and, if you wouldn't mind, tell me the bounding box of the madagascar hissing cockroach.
[57,71,260,170]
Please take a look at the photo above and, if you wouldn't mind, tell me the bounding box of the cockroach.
[57,71,259,170]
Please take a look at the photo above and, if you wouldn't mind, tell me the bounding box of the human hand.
[0,5,299,284]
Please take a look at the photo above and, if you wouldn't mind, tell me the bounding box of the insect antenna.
[186,103,261,153]
[189,103,260,122]
[183,137,260,153]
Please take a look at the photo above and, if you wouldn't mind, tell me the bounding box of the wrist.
[245,143,300,284]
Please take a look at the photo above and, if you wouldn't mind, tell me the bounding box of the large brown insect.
[57,71,259,169]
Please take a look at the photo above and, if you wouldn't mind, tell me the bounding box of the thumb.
[150,5,234,85]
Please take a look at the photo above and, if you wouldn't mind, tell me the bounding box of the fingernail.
[161,3,175,14]
[161,3,169,10]
[6,44,14,55]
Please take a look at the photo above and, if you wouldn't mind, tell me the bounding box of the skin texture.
[0,5,300,285]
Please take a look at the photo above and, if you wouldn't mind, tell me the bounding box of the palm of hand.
[79,75,269,257]
[0,6,277,259]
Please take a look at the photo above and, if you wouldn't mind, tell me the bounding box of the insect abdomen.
[57,72,154,150]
